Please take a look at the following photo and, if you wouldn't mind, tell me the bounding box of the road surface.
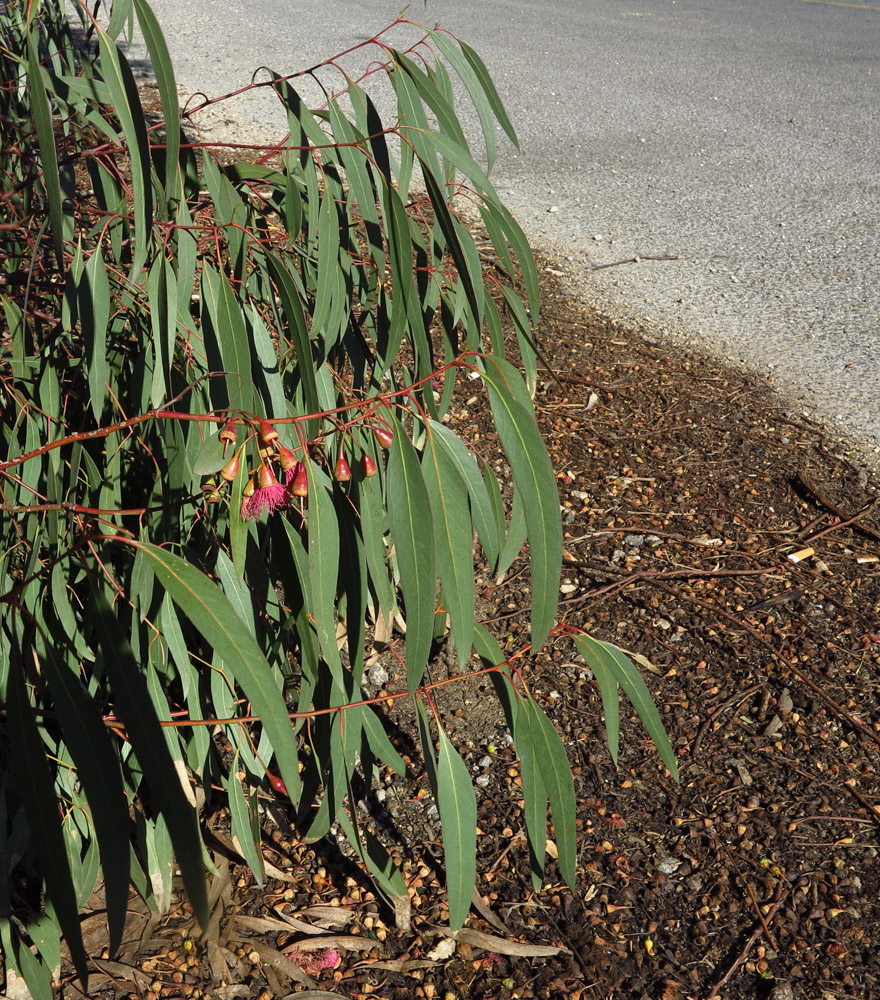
[123,0,880,462]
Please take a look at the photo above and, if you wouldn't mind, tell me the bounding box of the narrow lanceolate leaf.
[422,423,474,670]
[576,634,621,765]
[40,644,129,959]
[457,37,519,149]
[421,165,482,329]
[429,30,501,172]
[306,462,344,691]
[511,696,548,889]
[96,26,153,277]
[132,0,179,197]
[428,421,499,571]
[7,657,89,988]
[224,758,265,885]
[480,358,562,651]
[524,697,577,889]
[435,724,478,929]
[386,425,436,692]
[263,251,319,437]
[201,263,253,413]
[131,541,302,808]
[573,635,679,780]
[89,587,208,930]
[84,246,110,421]
[26,33,64,268]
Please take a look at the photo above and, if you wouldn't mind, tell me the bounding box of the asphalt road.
[125,0,880,460]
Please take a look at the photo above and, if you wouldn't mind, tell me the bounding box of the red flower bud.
[242,475,257,498]
[334,455,352,482]
[257,418,279,447]
[373,426,394,449]
[290,462,309,497]
[361,454,377,478]
[267,773,288,796]
[219,453,240,482]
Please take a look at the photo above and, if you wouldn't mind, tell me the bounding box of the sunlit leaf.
[574,634,680,780]
[481,358,562,649]
[435,723,477,928]
[422,422,474,669]
[524,696,576,888]
[386,424,436,691]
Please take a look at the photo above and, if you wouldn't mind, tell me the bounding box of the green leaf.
[573,634,680,780]
[356,704,407,777]
[0,918,54,1000]
[427,421,499,571]
[201,262,253,413]
[422,422,474,670]
[26,33,64,269]
[429,30,501,172]
[524,697,576,889]
[420,164,482,329]
[130,541,302,808]
[306,460,344,690]
[224,757,265,884]
[228,448,248,583]
[190,432,226,477]
[480,358,561,651]
[457,38,519,148]
[435,724,477,928]
[89,586,208,929]
[263,251,320,437]
[83,246,110,421]
[511,695,547,889]
[496,486,527,579]
[386,423,436,692]
[7,656,89,988]
[95,26,153,277]
[148,252,176,405]
[132,0,180,198]
[215,547,256,637]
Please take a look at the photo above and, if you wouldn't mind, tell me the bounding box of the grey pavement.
[124,0,880,464]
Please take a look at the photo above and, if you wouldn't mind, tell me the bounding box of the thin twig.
[798,470,880,544]
[703,879,784,999]
[592,254,681,271]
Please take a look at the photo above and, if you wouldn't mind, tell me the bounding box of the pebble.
[367,663,388,689]
[778,688,794,714]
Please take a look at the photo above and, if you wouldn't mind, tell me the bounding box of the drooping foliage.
[0,2,676,993]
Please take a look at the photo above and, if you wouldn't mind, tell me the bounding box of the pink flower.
[240,462,288,520]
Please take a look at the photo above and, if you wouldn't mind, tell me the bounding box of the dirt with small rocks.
[65,260,880,1000]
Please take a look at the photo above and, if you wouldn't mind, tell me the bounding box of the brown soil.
[65,258,880,1000]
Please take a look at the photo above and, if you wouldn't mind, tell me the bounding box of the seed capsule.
[257,418,279,447]
[219,418,237,446]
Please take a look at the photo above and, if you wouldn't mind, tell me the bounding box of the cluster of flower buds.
[213,418,394,522]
